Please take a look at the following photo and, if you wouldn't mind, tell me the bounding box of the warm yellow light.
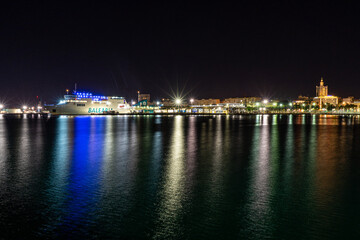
[263,99,269,104]
[175,99,181,105]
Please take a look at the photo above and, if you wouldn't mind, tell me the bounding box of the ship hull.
[48,98,131,115]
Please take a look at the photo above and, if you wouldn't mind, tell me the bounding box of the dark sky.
[1,1,360,106]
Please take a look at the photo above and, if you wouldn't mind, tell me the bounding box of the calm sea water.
[0,114,360,239]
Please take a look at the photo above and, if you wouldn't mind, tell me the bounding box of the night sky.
[1,1,360,106]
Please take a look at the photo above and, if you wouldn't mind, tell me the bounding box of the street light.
[0,104,3,109]
[175,98,181,105]
[156,101,160,105]
[23,105,27,110]
[190,98,194,104]
[263,99,269,104]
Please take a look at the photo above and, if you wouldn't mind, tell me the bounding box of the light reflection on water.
[0,115,360,239]
[154,116,186,239]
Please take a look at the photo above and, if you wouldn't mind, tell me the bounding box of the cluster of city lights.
[0,104,42,112]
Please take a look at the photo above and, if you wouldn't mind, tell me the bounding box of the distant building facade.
[222,97,261,105]
[160,98,173,107]
[193,99,220,105]
[313,78,339,108]
[342,96,354,105]
[137,91,150,103]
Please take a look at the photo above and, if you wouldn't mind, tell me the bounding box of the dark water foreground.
[0,114,360,239]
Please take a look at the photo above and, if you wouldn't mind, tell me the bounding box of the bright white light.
[0,104,3,109]
[175,99,181,105]
[280,104,283,107]
[273,103,277,106]
[256,102,260,106]
[156,101,160,105]
[23,105,27,110]
[37,106,42,109]
[190,98,194,103]
[289,103,293,106]
[263,99,269,104]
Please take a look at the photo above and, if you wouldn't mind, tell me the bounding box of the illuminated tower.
[316,77,328,97]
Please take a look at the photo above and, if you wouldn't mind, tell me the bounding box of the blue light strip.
[75,92,108,100]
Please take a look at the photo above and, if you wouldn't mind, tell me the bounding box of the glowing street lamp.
[0,104,3,109]
[23,105,27,110]
[190,98,194,104]
[263,99,269,104]
[156,101,160,105]
[273,103,277,106]
[175,98,181,105]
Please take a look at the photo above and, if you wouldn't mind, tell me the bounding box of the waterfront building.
[192,99,220,105]
[222,97,261,105]
[4,109,22,114]
[353,100,360,112]
[292,95,312,105]
[313,78,339,108]
[298,95,311,101]
[160,98,173,107]
[137,91,151,103]
[342,96,354,105]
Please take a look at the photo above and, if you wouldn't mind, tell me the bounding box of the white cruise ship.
[47,91,131,115]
